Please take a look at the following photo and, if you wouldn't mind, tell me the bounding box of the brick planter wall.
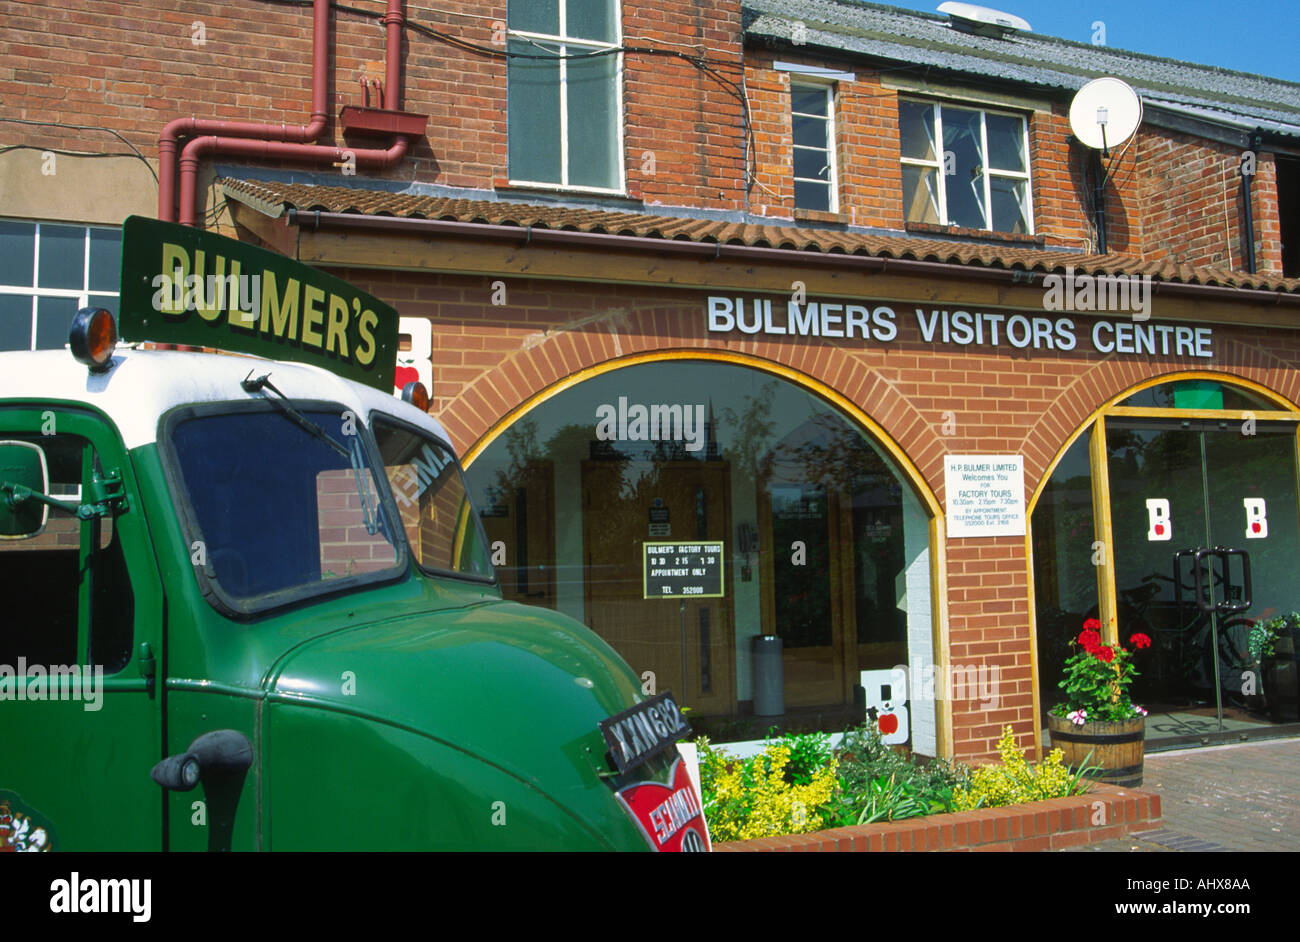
[713,784,1161,851]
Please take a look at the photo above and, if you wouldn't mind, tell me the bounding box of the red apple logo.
[878,713,899,736]
[394,365,420,391]
[1154,524,1165,536]
[1252,522,1262,533]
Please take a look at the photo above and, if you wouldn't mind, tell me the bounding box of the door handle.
[1173,548,1199,610]
[1212,546,1251,614]
[1181,546,1252,615]
[1191,547,1216,613]
[151,729,253,852]
[151,729,253,792]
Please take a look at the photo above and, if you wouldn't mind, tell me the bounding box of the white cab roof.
[0,346,452,451]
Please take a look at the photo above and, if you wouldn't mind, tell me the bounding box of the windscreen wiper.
[241,370,348,457]
[242,370,381,535]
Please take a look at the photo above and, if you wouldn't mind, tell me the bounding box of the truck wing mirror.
[0,441,51,539]
[0,439,128,531]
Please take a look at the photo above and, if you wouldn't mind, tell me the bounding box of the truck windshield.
[168,406,401,607]
[372,416,496,582]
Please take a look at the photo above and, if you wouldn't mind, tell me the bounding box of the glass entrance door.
[1107,418,1300,742]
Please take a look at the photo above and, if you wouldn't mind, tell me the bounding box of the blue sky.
[879,1,1300,84]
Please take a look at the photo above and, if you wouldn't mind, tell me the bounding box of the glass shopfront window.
[1031,429,1100,710]
[1032,378,1300,747]
[464,359,936,747]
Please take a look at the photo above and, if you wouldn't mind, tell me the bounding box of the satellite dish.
[1069,77,1142,152]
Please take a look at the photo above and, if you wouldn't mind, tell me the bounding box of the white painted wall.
[901,482,937,756]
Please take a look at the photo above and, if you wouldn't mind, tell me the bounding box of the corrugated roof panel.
[743,0,1300,119]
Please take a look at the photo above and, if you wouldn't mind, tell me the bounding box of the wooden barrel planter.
[1046,714,1145,787]
[1261,636,1298,722]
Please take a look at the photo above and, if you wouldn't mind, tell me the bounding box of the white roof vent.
[937,2,1032,39]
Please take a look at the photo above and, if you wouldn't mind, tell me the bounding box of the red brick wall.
[1028,104,1136,253]
[744,54,796,218]
[1252,152,1283,274]
[622,0,746,210]
[0,0,748,211]
[317,467,395,576]
[2,1,401,172]
[1137,127,1259,272]
[333,265,1300,760]
[3,0,1285,269]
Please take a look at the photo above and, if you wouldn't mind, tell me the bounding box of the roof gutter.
[281,209,1300,308]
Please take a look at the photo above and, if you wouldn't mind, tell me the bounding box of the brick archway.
[1020,339,1300,499]
[440,320,947,502]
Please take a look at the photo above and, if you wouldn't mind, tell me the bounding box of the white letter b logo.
[1244,498,1268,539]
[1146,498,1171,541]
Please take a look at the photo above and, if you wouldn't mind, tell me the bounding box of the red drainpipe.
[167,0,410,226]
[383,2,404,112]
[159,0,330,221]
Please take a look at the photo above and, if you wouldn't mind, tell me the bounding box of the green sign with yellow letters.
[118,216,398,391]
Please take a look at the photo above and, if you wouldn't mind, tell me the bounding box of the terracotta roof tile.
[219,178,1300,295]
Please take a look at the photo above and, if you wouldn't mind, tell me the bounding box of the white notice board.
[944,455,1026,537]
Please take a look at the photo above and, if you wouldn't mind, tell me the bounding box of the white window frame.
[898,99,1034,234]
[507,0,625,195]
[791,80,839,214]
[0,220,120,351]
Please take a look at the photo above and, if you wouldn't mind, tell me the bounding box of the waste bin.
[751,634,784,716]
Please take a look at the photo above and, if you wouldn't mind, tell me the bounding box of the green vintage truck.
[0,218,707,852]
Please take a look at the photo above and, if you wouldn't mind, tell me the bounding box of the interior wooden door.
[759,481,849,707]
[581,460,734,715]
[478,460,556,607]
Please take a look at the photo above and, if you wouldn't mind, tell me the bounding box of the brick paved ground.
[1065,736,1300,852]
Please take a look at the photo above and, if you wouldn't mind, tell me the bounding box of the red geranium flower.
[1095,645,1115,663]
[1078,628,1102,651]
[1082,618,1101,633]
[1130,633,1152,650]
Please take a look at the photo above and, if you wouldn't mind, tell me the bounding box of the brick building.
[3,0,1299,761]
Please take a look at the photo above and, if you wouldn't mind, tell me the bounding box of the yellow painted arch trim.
[1026,369,1300,515]
[461,348,944,520]
[451,499,472,572]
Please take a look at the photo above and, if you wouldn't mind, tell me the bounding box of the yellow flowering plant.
[695,724,1096,842]
[952,726,1096,811]
[696,737,838,842]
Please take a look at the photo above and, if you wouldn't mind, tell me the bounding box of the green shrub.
[781,730,833,786]
[825,724,970,826]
